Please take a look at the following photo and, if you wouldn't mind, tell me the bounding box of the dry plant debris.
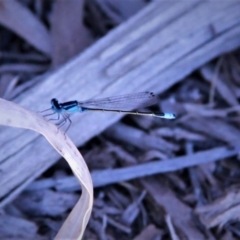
[1,0,240,240]
[0,97,93,239]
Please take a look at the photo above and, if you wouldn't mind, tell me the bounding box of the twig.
[26,146,238,192]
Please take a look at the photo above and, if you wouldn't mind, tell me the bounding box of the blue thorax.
[51,98,87,113]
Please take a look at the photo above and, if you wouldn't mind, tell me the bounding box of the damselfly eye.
[51,98,58,105]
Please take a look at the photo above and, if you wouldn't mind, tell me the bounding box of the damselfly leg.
[55,113,72,134]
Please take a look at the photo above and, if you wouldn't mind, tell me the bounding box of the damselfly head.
[51,98,61,111]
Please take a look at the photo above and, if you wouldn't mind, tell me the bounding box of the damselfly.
[42,92,175,132]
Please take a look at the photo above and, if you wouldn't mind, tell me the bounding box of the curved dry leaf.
[0,97,93,240]
[0,0,51,56]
